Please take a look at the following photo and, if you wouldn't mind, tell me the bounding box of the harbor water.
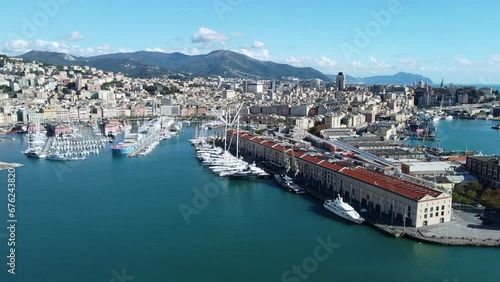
[0,121,499,282]
[419,119,500,154]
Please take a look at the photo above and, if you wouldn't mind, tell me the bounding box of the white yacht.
[324,195,364,224]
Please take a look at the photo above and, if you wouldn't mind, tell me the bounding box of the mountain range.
[329,72,434,85]
[18,50,330,81]
[16,50,433,85]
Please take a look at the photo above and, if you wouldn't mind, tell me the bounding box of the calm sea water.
[0,123,499,282]
[419,119,500,155]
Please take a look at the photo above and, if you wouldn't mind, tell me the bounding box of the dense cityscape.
[1,53,500,234]
[1,1,500,281]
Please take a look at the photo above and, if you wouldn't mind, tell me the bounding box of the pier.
[127,118,176,157]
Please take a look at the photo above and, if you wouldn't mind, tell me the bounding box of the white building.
[247,82,264,94]
[222,89,236,99]
[325,113,345,128]
[160,105,181,116]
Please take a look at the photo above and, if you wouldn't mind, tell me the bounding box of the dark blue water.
[0,126,499,282]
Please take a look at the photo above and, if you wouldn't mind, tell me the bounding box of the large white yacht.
[324,194,364,224]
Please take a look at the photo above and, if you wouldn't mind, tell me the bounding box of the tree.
[452,192,471,205]
[469,181,483,192]
[101,81,114,90]
[308,124,328,136]
[480,188,500,208]
[465,189,477,200]
[454,184,465,195]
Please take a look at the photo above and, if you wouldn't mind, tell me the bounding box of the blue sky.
[1,0,500,83]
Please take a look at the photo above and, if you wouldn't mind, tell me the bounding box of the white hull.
[324,195,364,224]
[324,204,364,224]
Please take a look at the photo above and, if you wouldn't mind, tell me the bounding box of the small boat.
[492,124,500,130]
[274,174,306,194]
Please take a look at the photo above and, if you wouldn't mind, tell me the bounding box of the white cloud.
[351,60,364,69]
[489,54,500,66]
[75,44,112,56]
[369,57,391,68]
[455,56,472,66]
[65,31,84,42]
[1,38,112,56]
[3,39,30,52]
[317,56,337,68]
[191,27,228,44]
[240,48,271,60]
[145,47,165,52]
[283,56,338,72]
[146,47,200,55]
[284,56,313,66]
[397,57,417,65]
[252,41,265,48]
[118,48,134,53]
[232,32,244,37]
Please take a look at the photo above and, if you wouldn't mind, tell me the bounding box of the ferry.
[324,194,365,224]
[111,133,141,154]
[111,141,136,154]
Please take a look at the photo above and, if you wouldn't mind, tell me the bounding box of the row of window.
[423,211,446,219]
[424,205,446,213]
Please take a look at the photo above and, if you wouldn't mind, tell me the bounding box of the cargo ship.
[111,133,142,154]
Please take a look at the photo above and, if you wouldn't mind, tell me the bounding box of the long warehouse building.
[228,130,452,228]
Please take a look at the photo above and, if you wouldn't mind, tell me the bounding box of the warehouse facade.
[228,130,452,227]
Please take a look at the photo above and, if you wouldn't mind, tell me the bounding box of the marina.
[22,121,109,161]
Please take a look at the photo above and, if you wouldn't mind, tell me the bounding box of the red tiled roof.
[228,130,442,200]
[341,167,441,200]
[447,156,466,162]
